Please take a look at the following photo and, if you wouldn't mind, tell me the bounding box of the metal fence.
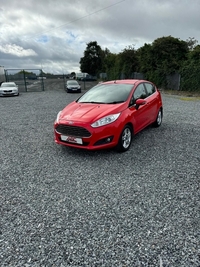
[0,66,6,84]
[166,73,181,90]
[4,69,45,92]
[3,69,199,92]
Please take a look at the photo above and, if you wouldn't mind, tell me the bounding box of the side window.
[133,83,147,103]
[145,83,156,96]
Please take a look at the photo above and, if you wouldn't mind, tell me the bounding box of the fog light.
[94,136,114,146]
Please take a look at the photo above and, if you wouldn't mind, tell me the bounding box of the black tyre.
[153,109,162,127]
[116,125,132,152]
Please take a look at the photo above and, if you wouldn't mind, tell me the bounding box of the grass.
[160,89,200,101]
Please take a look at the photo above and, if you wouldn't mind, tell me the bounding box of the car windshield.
[1,83,16,87]
[67,81,78,85]
[77,83,134,104]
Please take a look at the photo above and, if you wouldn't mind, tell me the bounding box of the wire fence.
[4,69,45,92]
[2,69,200,93]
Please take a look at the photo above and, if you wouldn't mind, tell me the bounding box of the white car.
[0,82,19,96]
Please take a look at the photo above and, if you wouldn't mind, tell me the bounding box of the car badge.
[68,121,74,124]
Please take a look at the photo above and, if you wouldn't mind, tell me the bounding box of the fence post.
[23,70,27,92]
[40,69,45,91]
[4,69,8,82]
[63,74,66,89]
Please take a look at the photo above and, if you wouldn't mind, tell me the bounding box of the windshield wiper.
[78,101,106,104]
[107,101,125,104]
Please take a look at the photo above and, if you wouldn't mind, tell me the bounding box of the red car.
[54,79,163,152]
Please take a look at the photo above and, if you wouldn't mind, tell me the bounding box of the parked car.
[80,75,97,81]
[0,82,19,96]
[65,80,81,93]
[54,79,163,152]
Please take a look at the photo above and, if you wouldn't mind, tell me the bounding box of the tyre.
[116,125,132,152]
[153,108,162,127]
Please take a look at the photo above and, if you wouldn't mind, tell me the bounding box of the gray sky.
[0,0,200,74]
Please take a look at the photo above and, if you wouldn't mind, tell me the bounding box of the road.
[0,88,199,266]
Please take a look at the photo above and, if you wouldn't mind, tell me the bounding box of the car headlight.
[56,111,62,123]
[91,113,120,128]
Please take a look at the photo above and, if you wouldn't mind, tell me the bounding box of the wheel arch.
[126,122,134,135]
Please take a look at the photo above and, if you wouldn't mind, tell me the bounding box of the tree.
[118,45,138,78]
[180,45,200,91]
[136,43,152,73]
[79,41,103,76]
[186,37,198,51]
[104,52,120,80]
[189,44,200,61]
[152,36,188,73]
[138,36,189,87]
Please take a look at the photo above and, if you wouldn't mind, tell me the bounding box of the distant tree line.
[79,37,200,91]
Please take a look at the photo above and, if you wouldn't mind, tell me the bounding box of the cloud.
[0,0,200,74]
[0,44,37,57]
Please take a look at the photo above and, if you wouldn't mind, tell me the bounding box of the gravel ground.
[0,84,199,266]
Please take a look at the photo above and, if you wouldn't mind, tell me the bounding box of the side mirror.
[135,99,146,109]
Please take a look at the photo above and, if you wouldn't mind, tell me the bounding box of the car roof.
[102,79,150,85]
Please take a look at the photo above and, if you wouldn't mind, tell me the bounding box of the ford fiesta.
[54,79,163,152]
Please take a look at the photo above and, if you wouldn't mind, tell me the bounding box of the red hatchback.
[54,79,163,152]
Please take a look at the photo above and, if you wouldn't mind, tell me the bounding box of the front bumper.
[0,91,19,96]
[54,122,120,150]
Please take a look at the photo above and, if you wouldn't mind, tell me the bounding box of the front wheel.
[116,125,132,152]
[153,109,162,127]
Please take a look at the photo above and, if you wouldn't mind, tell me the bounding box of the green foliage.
[79,36,200,91]
[135,36,189,88]
[189,45,200,61]
[136,43,152,74]
[180,63,200,91]
[17,70,37,75]
[179,45,200,91]
[186,37,198,51]
[118,45,138,78]
[79,41,103,76]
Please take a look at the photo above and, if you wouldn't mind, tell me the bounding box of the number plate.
[61,135,83,144]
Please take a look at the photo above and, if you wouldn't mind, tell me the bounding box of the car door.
[129,83,148,133]
[144,82,158,123]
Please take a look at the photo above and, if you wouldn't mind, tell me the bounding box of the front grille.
[55,124,91,137]
[4,90,12,93]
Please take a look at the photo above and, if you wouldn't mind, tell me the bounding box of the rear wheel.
[153,109,162,127]
[116,125,132,152]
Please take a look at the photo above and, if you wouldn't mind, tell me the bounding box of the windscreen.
[67,81,78,85]
[1,83,15,87]
[77,83,134,104]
